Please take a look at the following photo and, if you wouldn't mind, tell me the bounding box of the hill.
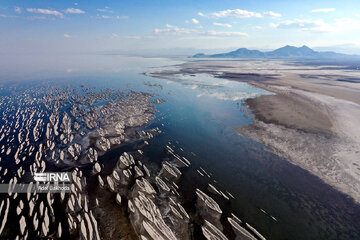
[191,45,356,59]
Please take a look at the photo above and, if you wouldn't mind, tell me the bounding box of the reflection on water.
[1,54,360,240]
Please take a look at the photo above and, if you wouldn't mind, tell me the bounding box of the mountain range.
[191,45,359,59]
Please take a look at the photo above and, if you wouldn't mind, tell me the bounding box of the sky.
[1,0,360,55]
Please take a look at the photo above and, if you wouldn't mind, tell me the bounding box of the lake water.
[1,54,360,240]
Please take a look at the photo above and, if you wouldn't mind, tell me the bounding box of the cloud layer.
[14,6,22,14]
[204,30,248,37]
[211,9,263,18]
[201,9,282,19]
[27,8,64,18]
[154,24,197,35]
[64,8,85,14]
[213,22,232,28]
[312,8,336,13]
[272,19,333,32]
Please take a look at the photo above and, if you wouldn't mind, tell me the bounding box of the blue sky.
[1,0,360,54]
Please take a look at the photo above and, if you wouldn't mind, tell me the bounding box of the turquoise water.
[1,55,360,239]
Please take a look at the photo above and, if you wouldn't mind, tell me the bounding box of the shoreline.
[150,59,360,203]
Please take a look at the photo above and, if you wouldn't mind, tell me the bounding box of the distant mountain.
[267,45,317,57]
[210,48,265,58]
[314,44,360,55]
[191,45,357,59]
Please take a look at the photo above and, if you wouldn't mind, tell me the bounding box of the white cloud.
[110,33,120,38]
[272,19,334,32]
[27,15,52,20]
[204,30,248,37]
[116,15,128,19]
[355,14,360,18]
[211,9,263,18]
[269,23,278,28]
[14,6,22,14]
[0,14,17,18]
[97,8,113,13]
[64,8,85,14]
[272,17,360,32]
[27,8,64,18]
[254,26,263,30]
[263,11,282,17]
[192,18,199,24]
[335,18,360,30]
[198,12,205,17]
[213,22,232,28]
[312,8,336,13]
[154,24,197,35]
[63,34,71,38]
[99,15,128,19]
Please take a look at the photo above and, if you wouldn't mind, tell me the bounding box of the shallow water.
[1,54,360,240]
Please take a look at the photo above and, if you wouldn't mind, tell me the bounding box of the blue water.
[1,55,360,240]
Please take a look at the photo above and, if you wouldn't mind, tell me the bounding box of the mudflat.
[246,93,333,135]
[151,59,360,203]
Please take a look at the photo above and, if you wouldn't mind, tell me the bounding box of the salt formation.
[65,169,101,239]
[94,150,192,240]
[202,220,229,240]
[228,215,257,240]
[0,83,266,240]
[116,193,122,205]
[246,223,267,240]
[196,188,223,230]
[0,84,159,239]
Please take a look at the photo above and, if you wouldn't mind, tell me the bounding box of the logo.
[33,172,71,183]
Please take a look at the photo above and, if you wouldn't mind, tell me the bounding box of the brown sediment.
[92,187,138,240]
[244,92,333,136]
[237,85,360,203]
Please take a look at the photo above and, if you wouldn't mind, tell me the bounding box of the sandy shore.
[150,59,360,203]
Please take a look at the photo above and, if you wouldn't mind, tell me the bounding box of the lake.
[1,54,360,240]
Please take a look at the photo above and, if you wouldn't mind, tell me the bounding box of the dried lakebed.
[0,83,264,240]
[150,59,360,203]
[148,60,360,240]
